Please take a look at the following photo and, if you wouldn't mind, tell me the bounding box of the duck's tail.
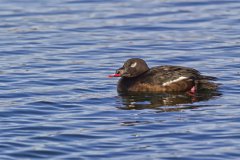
[197,75,219,90]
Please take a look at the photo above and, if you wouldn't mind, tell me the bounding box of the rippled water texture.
[0,0,240,159]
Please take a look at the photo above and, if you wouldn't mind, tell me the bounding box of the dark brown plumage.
[109,58,218,93]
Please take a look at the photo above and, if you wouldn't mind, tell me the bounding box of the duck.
[109,58,218,93]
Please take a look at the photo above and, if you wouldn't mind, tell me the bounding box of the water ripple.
[0,0,239,159]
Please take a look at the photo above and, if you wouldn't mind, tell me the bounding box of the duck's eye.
[130,62,137,68]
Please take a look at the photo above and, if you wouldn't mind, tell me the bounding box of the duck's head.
[109,58,149,78]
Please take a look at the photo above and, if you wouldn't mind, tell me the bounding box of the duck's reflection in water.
[117,91,221,111]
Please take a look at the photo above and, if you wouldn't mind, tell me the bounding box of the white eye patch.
[130,62,137,68]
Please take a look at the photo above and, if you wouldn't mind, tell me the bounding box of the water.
[0,0,240,159]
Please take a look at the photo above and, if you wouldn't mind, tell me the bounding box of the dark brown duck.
[109,58,218,93]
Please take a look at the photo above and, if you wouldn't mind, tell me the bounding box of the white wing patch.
[162,76,188,86]
[130,62,137,68]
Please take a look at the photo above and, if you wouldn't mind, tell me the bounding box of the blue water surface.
[0,0,240,159]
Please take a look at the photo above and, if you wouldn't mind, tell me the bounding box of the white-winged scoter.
[109,58,218,93]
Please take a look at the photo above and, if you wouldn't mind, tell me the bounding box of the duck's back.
[143,65,200,85]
